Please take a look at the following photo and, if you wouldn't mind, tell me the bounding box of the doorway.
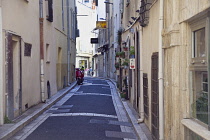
[6,33,22,120]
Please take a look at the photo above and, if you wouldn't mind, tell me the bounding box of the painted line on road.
[50,113,118,118]
[73,93,112,96]
[81,84,110,86]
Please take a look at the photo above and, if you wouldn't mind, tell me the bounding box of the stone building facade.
[163,0,210,139]
[0,0,77,125]
[120,0,210,139]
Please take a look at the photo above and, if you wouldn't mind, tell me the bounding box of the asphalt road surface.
[10,77,137,140]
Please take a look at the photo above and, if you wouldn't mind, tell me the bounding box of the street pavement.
[0,77,152,140]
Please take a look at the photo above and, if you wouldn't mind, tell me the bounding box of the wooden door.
[151,52,159,140]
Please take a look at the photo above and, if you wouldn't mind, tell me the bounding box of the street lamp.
[77,15,88,16]
[100,18,106,20]
[104,1,113,4]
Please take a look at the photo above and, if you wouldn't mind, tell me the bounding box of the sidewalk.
[109,78,153,140]
[0,81,77,140]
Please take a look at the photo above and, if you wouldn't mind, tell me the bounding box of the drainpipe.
[137,27,144,123]
[67,0,71,84]
[159,0,164,139]
[0,3,3,125]
[208,12,210,131]
[39,0,45,102]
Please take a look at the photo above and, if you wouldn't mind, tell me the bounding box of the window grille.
[139,0,152,27]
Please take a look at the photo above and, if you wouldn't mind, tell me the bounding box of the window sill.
[181,119,210,139]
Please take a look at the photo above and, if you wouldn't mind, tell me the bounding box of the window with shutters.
[143,73,149,118]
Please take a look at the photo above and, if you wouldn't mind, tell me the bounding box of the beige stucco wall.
[163,0,210,139]
[0,0,76,122]
[121,0,160,134]
[2,0,41,113]
[42,0,62,94]
[141,1,160,131]
[69,0,76,83]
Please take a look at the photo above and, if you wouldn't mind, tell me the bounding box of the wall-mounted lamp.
[131,17,136,21]
[77,15,88,16]
[104,1,113,4]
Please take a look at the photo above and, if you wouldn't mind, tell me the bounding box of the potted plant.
[129,46,135,58]
[123,46,128,51]
[122,59,129,66]
[115,62,120,70]
[116,52,120,57]
[119,51,125,58]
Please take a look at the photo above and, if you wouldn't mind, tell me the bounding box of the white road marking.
[50,113,118,118]
[73,93,112,96]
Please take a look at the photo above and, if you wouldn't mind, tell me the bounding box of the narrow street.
[9,77,138,140]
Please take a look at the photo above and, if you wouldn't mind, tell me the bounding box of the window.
[45,0,53,22]
[71,10,76,40]
[190,16,209,125]
[24,43,32,57]
[191,71,208,124]
[193,28,205,58]
[46,44,50,63]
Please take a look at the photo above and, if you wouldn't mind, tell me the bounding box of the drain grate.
[105,131,136,139]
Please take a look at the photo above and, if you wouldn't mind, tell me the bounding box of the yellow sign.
[96,21,107,29]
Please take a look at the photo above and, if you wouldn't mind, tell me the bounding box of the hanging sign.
[130,58,135,69]
[96,21,107,29]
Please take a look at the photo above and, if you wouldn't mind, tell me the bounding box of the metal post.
[67,0,71,84]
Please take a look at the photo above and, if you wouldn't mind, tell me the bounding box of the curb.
[0,82,77,140]
[108,78,148,140]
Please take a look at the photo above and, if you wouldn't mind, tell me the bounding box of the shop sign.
[96,21,107,29]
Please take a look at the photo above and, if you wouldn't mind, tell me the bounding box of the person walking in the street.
[89,67,92,76]
[80,66,84,71]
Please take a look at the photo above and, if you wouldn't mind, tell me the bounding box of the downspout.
[39,0,45,102]
[0,3,3,125]
[208,12,210,131]
[159,0,164,139]
[138,27,144,123]
[67,0,71,85]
